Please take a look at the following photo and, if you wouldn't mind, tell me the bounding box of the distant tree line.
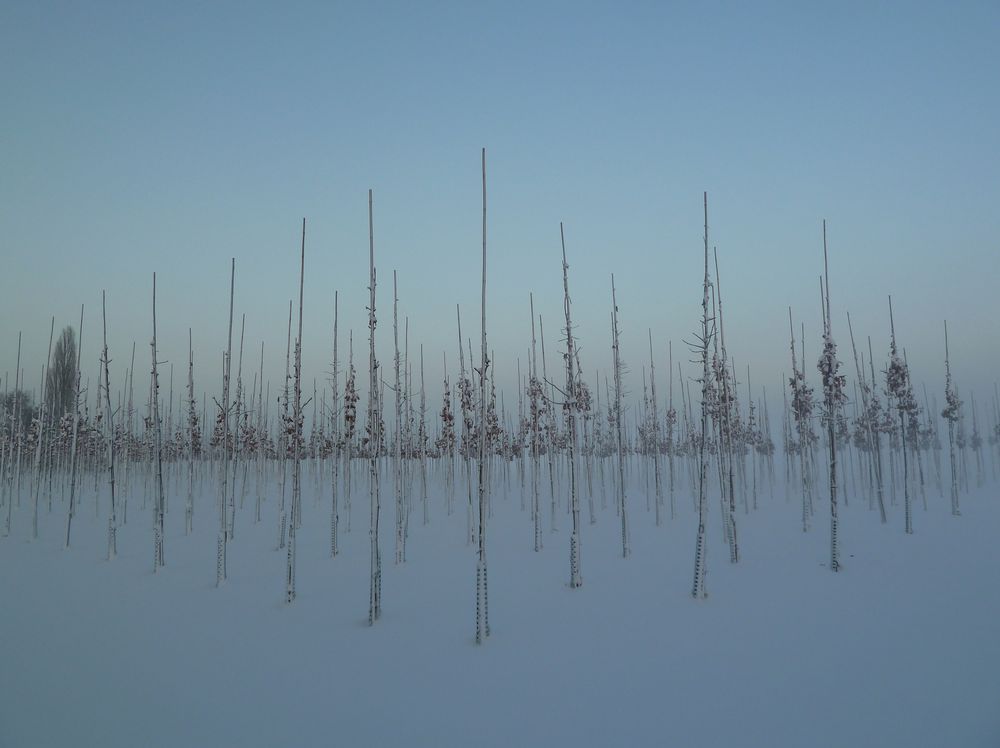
[2,325,77,434]
[1,389,38,433]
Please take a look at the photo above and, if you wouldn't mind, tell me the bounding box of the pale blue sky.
[2,1,998,415]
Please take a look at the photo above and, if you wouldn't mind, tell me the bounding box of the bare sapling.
[666,341,677,519]
[367,189,382,625]
[3,334,22,537]
[65,306,85,547]
[330,291,340,556]
[419,345,428,525]
[393,271,406,564]
[121,342,135,526]
[611,276,629,559]
[286,219,306,603]
[648,331,663,526]
[969,392,984,488]
[186,329,198,535]
[529,294,544,551]
[817,221,846,571]
[32,318,54,540]
[456,306,475,545]
[253,342,264,523]
[713,249,738,563]
[476,148,491,643]
[277,300,292,550]
[230,314,245,537]
[576,347,595,526]
[903,350,928,511]
[691,192,712,599]
[560,223,583,587]
[788,309,815,532]
[886,297,916,534]
[150,277,166,569]
[436,352,455,516]
[746,367,759,511]
[847,312,887,522]
[217,260,235,586]
[101,293,119,559]
[942,320,962,516]
[343,332,358,531]
[538,315,557,532]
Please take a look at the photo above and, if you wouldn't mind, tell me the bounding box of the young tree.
[476,148,491,643]
[32,319,54,541]
[942,321,962,516]
[692,193,713,599]
[330,291,341,556]
[393,271,406,565]
[3,333,23,537]
[788,311,815,532]
[611,276,629,559]
[528,294,544,551]
[150,276,166,569]
[186,328,199,535]
[887,297,916,534]
[286,220,306,603]
[217,260,235,586]
[100,293,119,560]
[817,221,846,571]
[367,190,382,625]
[64,306,84,547]
[560,223,583,587]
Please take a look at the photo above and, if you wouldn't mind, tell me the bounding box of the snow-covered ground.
[2,463,998,747]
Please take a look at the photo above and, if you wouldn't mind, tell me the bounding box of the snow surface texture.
[2,464,998,747]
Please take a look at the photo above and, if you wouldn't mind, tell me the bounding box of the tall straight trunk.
[419,345,428,525]
[692,193,711,599]
[368,190,382,625]
[442,353,455,517]
[4,338,22,537]
[186,329,197,534]
[476,148,491,644]
[254,342,264,524]
[101,293,119,560]
[818,222,842,571]
[667,341,677,519]
[217,260,235,586]
[887,297,913,535]
[457,305,474,545]
[344,333,355,532]
[65,306,85,547]
[561,223,582,587]
[230,314,245,535]
[32,318,54,540]
[150,277,166,569]
[122,342,135,526]
[286,219,306,603]
[529,294,542,551]
[714,250,738,563]
[611,276,629,559]
[539,315,557,532]
[4,334,22,537]
[847,312,886,522]
[648,331,663,526]
[330,291,340,556]
[747,367,758,511]
[789,311,811,532]
[393,271,405,564]
[277,300,292,550]
[943,321,961,516]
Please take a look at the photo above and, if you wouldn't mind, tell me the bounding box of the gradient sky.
[2,2,998,420]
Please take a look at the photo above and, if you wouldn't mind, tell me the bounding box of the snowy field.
[2,464,998,748]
